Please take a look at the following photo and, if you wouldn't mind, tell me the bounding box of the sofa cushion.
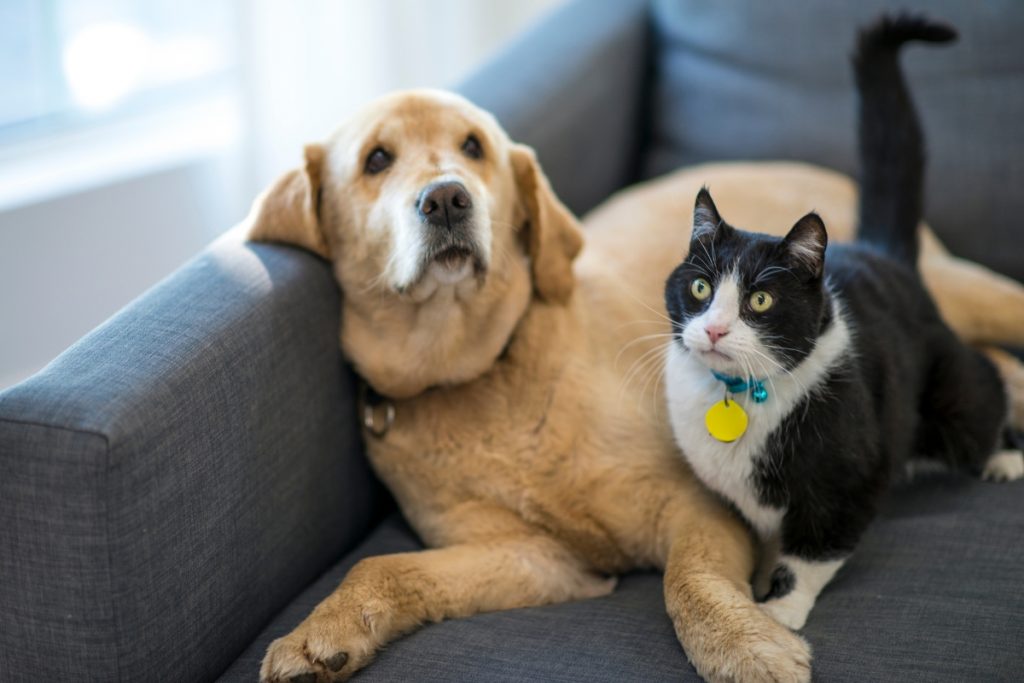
[218,472,1024,682]
[645,0,1024,283]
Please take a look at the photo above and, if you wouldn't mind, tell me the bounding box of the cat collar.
[711,371,768,403]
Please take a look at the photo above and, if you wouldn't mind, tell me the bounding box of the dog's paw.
[685,603,812,683]
[742,627,812,683]
[699,617,812,683]
[983,449,1024,482]
[259,600,381,683]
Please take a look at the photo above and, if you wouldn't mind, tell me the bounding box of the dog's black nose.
[418,181,473,227]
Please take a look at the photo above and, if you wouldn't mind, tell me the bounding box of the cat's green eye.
[690,278,712,301]
[750,291,774,312]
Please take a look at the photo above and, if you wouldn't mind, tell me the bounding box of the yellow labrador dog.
[248,89,1024,683]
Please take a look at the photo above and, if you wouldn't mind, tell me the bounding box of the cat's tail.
[853,14,956,267]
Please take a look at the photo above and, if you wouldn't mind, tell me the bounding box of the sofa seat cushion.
[217,471,1023,681]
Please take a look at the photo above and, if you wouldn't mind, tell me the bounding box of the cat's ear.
[782,212,828,278]
[692,188,726,243]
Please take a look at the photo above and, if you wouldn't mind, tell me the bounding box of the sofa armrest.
[0,231,379,681]
[458,0,652,216]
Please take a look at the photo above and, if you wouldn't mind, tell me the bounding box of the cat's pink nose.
[705,326,730,343]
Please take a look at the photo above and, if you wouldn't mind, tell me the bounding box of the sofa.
[2,1,1022,680]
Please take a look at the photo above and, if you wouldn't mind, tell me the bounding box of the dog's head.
[247,89,583,397]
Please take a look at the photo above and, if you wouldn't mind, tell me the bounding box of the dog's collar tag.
[705,395,748,443]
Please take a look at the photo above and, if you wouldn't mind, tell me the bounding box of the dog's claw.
[288,674,316,683]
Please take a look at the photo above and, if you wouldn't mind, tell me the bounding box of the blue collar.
[711,371,769,403]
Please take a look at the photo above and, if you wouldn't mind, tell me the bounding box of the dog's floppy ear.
[511,144,584,304]
[247,144,330,260]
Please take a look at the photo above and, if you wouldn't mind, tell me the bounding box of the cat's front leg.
[760,555,845,630]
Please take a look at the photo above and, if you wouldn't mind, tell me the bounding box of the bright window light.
[63,22,152,110]
[0,0,239,140]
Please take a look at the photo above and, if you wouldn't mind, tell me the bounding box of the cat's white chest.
[664,345,787,539]
[663,310,851,540]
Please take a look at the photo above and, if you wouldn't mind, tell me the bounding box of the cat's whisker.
[620,342,672,397]
[748,352,782,404]
[640,346,670,415]
[753,265,796,285]
[616,319,677,329]
[614,333,679,368]
[621,290,674,325]
[696,237,718,275]
[619,341,673,414]
[744,343,809,396]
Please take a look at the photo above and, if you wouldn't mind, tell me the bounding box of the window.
[0,0,240,143]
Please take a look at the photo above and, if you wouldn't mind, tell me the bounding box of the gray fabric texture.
[0,234,381,681]
[646,0,1024,282]
[218,473,1024,682]
[458,0,651,217]
[214,513,698,683]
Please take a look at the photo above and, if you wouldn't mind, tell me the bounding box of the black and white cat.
[663,16,1023,631]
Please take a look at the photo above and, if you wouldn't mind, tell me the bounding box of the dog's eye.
[365,147,392,175]
[461,134,483,160]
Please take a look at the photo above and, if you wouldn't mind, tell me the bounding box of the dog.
[247,89,1024,683]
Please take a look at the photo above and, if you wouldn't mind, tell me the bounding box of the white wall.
[0,0,562,390]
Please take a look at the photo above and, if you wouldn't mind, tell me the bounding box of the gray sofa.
[2,1,1022,681]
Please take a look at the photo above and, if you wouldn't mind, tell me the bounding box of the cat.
[662,15,1023,631]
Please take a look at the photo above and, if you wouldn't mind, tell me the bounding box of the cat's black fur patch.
[763,564,796,601]
[664,16,1008,564]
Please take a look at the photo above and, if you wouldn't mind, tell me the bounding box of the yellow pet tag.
[705,398,748,443]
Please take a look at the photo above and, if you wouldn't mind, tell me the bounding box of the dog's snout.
[418,181,473,228]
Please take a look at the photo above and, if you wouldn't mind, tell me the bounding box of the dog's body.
[250,91,1024,683]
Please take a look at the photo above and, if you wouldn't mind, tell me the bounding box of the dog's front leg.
[659,492,812,683]
[260,536,614,682]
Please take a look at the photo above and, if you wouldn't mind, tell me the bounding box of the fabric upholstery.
[0,232,381,681]
[646,0,1024,282]
[218,472,1024,682]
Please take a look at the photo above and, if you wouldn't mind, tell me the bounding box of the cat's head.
[665,188,831,378]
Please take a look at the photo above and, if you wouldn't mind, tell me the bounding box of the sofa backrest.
[645,0,1024,282]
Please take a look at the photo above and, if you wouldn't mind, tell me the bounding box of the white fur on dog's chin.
[406,260,481,303]
[386,180,493,296]
[385,172,493,291]
[429,259,475,285]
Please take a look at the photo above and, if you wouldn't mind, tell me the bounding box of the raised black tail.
[854,14,956,267]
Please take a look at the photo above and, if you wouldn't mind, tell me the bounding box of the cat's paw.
[982,449,1024,482]
[761,593,813,631]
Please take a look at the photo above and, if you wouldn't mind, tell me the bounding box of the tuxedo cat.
[663,15,1023,631]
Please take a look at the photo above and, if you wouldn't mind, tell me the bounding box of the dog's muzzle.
[416,180,485,275]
